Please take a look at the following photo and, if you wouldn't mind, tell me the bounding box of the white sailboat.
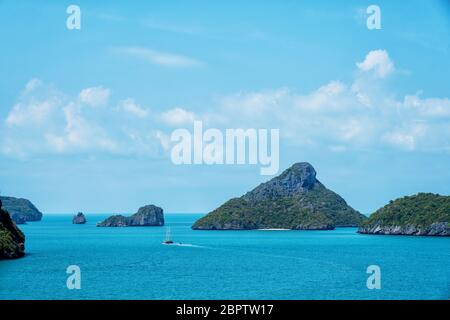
[163,227,174,245]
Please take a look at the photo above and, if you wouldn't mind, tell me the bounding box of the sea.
[0,214,449,300]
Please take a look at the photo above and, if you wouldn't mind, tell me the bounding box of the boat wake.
[162,242,206,248]
[162,227,206,248]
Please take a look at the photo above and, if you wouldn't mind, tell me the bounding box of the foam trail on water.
[163,242,207,248]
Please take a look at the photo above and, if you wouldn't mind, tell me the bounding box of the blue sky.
[1,0,450,214]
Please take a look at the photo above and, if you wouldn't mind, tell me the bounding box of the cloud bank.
[2,50,450,159]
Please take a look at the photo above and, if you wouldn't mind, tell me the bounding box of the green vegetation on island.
[358,193,450,236]
[0,198,25,259]
[193,162,366,230]
[0,196,43,224]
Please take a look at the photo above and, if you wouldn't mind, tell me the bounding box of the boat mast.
[165,227,171,242]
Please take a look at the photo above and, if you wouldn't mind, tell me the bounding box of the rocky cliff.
[0,196,42,224]
[97,205,164,227]
[358,193,450,236]
[72,212,87,224]
[192,162,366,230]
[0,198,25,259]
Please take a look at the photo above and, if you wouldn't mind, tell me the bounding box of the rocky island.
[358,193,450,236]
[0,198,25,259]
[192,162,366,230]
[0,196,43,225]
[72,212,87,224]
[97,205,164,227]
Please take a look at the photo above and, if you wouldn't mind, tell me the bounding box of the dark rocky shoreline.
[357,193,450,237]
[97,205,164,227]
[358,222,449,236]
[72,212,87,224]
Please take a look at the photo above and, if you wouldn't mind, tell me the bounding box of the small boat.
[163,227,174,245]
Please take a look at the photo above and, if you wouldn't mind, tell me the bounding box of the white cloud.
[400,94,450,117]
[160,107,196,126]
[1,80,171,158]
[116,47,203,67]
[356,49,395,78]
[79,86,111,107]
[5,80,63,127]
[6,100,58,127]
[381,123,428,151]
[118,98,149,118]
[295,81,352,112]
[23,78,42,93]
[3,50,450,158]
[195,51,449,153]
[45,103,118,153]
[382,132,416,151]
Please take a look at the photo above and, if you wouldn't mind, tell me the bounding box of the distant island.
[358,193,450,236]
[0,198,25,259]
[0,196,42,225]
[192,162,366,230]
[97,205,164,227]
[72,212,87,224]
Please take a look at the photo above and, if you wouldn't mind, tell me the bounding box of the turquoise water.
[0,214,449,300]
